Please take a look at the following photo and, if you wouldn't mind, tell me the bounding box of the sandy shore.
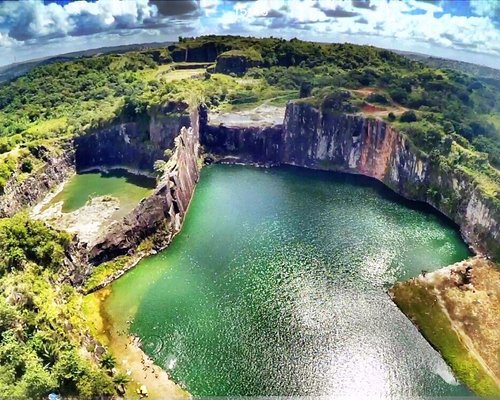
[86,288,190,399]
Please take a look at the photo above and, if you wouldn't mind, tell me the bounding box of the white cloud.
[231,0,500,57]
[0,32,17,47]
[470,0,500,19]
[0,0,161,41]
[0,0,499,69]
[200,0,219,17]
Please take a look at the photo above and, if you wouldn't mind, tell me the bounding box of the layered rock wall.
[75,104,191,173]
[74,122,162,172]
[89,108,201,264]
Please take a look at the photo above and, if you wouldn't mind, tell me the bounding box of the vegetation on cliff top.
[0,35,497,198]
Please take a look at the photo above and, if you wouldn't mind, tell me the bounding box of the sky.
[0,0,499,68]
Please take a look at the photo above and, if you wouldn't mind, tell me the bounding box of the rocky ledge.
[0,141,75,218]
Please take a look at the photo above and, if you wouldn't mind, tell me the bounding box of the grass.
[84,255,131,292]
[25,117,69,139]
[390,280,500,396]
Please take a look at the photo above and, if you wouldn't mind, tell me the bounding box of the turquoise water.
[47,168,155,217]
[104,165,472,397]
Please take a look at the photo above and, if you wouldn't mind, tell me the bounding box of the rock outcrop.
[199,103,500,259]
[89,109,201,264]
[168,42,225,63]
[0,141,75,217]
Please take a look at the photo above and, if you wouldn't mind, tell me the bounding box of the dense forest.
[0,35,499,397]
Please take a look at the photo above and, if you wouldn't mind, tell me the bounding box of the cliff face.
[89,109,201,264]
[75,104,191,173]
[214,55,261,76]
[75,122,163,172]
[0,142,75,217]
[200,103,499,259]
[201,124,283,164]
[168,42,224,63]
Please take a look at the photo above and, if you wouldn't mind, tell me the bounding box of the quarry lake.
[99,164,472,397]
[46,168,155,217]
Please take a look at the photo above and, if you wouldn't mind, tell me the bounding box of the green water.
[48,169,155,216]
[104,165,472,397]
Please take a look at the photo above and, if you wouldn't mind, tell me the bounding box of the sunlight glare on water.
[104,165,472,397]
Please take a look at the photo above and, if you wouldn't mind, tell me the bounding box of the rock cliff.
[0,141,75,217]
[168,42,224,63]
[89,108,201,264]
[214,53,261,76]
[75,104,190,173]
[199,103,499,259]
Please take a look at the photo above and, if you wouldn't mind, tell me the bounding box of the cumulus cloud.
[319,6,359,18]
[470,0,500,21]
[0,0,187,42]
[224,0,500,58]
[0,0,499,69]
[352,1,376,10]
[0,32,17,47]
[150,0,199,18]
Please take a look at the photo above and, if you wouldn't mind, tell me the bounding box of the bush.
[153,160,167,176]
[20,158,33,173]
[388,112,396,122]
[0,213,71,274]
[388,87,408,103]
[299,81,312,98]
[322,90,356,113]
[366,92,389,104]
[399,110,418,123]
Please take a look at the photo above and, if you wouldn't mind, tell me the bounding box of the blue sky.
[0,0,499,68]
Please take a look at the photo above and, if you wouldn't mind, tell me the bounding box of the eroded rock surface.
[0,141,75,218]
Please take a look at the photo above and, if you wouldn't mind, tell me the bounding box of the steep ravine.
[200,103,499,260]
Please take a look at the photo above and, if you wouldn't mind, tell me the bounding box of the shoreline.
[85,287,190,399]
[77,164,157,180]
[84,162,491,398]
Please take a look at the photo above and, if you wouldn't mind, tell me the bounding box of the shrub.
[366,92,389,104]
[153,160,167,176]
[399,110,418,123]
[299,81,312,98]
[20,158,33,173]
[0,213,70,274]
